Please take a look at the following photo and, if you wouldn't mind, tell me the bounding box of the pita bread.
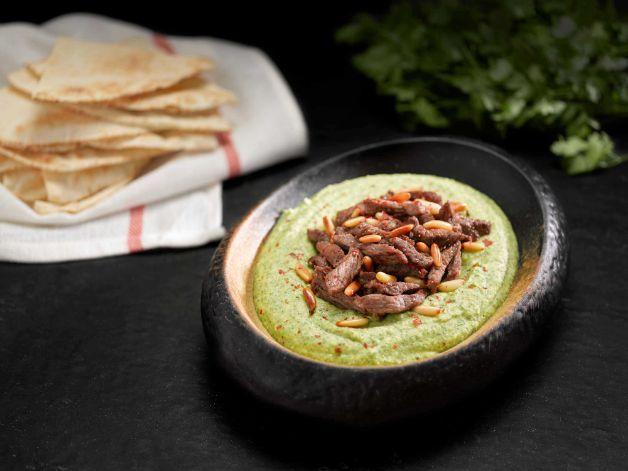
[0,156,24,173]
[111,77,236,113]
[27,59,46,77]
[33,178,132,215]
[0,145,170,172]
[33,38,213,103]
[90,131,219,152]
[2,167,47,202]
[69,104,232,132]
[43,160,146,204]
[7,67,38,96]
[0,88,145,149]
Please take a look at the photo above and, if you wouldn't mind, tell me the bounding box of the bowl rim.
[214,135,564,372]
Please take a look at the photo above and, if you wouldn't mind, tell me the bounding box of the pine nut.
[431,243,442,267]
[351,207,362,218]
[416,241,429,253]
[343,216,366,228]
[344,281,361,296]
[295,264,313,283]
[423,220,453,231]
[404,276,425,287]
[412,305,442,316]
[336,318,369,328]
[359,234,382,244]
[303,287,316,313]
[376,271,397,284]
[390,192,411,203]
[375,211,388,220]
[323,216,334,236]
[437,279,465,292]
[417,199,442,215]
[362,256,373,271]
[451,201,468,212]
[365,217,379,225]
[463,241,485,253]
[387,224,414,237]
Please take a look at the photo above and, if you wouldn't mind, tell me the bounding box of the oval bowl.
[202,137,568,425]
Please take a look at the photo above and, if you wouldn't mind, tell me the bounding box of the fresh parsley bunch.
[337,0,628,174]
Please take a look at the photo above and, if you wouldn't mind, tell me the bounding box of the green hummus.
[252,174,518,366]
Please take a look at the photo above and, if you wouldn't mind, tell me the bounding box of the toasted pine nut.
[365,217,379,225]
[376,271,397,284]
[463,241,485,253]
[404,276,425,287]
[387,224,414,237]
[431,243,442,268]
[390,192,411,203]
[336,317,369,328]
[375,211,388,220]
[412,305,442,316]
[437,279,465,292]
[303,287,316,314]
[423,220,453,231]
[416,241,429,253]
[343,216,366,228]
[295,264,313,283]
[323,216,334,236]
[362,256,373,271]
[344,281,361,296]
[418,199,442,215]
[351,207,362,218]
[359,234,382,244]
[451,201,468,212]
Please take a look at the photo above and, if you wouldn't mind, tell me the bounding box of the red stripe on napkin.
[127,206,144,252]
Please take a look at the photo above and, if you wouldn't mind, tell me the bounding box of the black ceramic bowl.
[201,137,568,425]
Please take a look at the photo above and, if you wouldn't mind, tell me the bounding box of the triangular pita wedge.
[0,145,170,172]
[111,77,236,113]
[0,88,145,149]
[0,156,24,173]
[2,167,47,202]
[17,66,235,114]
[91,131,219,152]
[7,67,38,96]
[33,178,132,215]
[33,38,213,103]
[42,160,146,204]
[69,105,232,132]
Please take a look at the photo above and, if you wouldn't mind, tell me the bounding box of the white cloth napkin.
[0,13,308,262]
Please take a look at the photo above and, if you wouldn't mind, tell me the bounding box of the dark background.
[1,2,627,469]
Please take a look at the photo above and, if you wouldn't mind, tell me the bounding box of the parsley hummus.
[252,174,518,366]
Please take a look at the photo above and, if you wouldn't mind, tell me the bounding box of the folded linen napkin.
[0,13,308,262]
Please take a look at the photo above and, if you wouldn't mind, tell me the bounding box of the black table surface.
[2,4,628,470]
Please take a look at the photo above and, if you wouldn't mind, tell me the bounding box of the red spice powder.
[334,346,342,355]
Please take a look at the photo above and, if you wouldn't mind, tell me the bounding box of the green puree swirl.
[252,174,518,366]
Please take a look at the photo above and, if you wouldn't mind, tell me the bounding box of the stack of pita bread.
[0,37,236,215]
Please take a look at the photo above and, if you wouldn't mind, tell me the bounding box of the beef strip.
[359,198,406,217]
[332,230,358,251]
[347,222,383,238]
[307,228,328,244]
[388,236,433,268]
[358,271,377,284]
[427,242,461,292]
[334,206,357,226]
[401,200,434,223]
[311,269,363,313]
[359,243,408,265]
[458,217,492,241]
[378,218,403,233]
[354,292,428,316]
[363,280,423,296]
[413,225,470,246]
[436,202,456,223]
[324,249,362,294]
[309,255,330,268]
[316,241,345,267]
[408,190,442,205]
[445,244,462,281]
